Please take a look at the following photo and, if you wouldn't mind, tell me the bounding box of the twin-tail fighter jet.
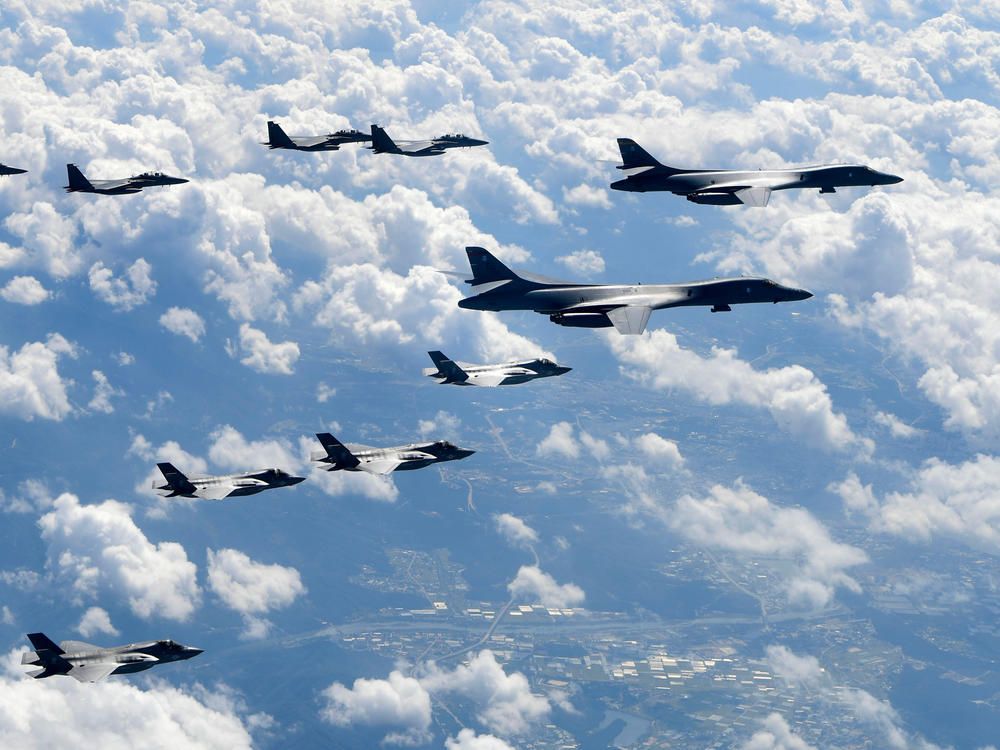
[22,632,202,683]
[0,163,27,176]
[610,138,902,206]
[424,350,571,386]
[454,246,811,335]
[263,120,372,151]
[311,432,475,474]
[153,462,305,500]
[369,124,488,157]
[63,163,188,195]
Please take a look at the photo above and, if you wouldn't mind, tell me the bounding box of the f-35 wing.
[70,662,119,683]
[468,372,507,387]
[359,458,405,475]
[194,484,238,500]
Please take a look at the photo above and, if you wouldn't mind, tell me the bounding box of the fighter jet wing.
[294,136,337,148]
[398,140,438,154]
[468,372,507,387]
[70,662,118,683]
[193,484,236,500]
[92,179,134,191]
[607,305,652,335]
[360,458,404,474]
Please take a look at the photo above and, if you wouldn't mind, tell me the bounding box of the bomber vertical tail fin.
[370,124,400,154]
[464,247,523,286]
[266,121,296,149]
[64,164,94,192]
[426,351,468,383]
[312,433,361,470]
[616,138,684,175]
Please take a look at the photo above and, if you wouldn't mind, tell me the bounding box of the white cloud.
[207,425,300,473]
[493,513,539,548]
[831,455,1000,553]
[555,249,605,276]
[320,670,432,746]
[609,331,870,454]
[0,652,256,749]
[740,712,818,750]
[446,729,516,750]
[507,565,584,609]
[159,306,206,343]
[114,351,134,366]
[422,650,551,736]
[766,645,824,688]
[536,422,579,459]
[88,258,156,311]
[634,432,685,468]
[1,276,50,305]
[316,382,336,403]
[309,467,400,503]
[1,607,14,626]
[37,493,201,620]
[0,334,76,421]
[670,482,867,608]
[873,411,920,438]
[232,323,299,374]
[88,370,123,414]
[561,184,612,209]
[76,607,119,639]
[418,410,461,438]
[206,548,305,616]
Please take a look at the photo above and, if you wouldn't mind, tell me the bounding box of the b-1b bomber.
[610,138,902,206]
[455,247,811,335]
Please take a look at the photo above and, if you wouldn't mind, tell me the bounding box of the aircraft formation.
[8,116,900,683]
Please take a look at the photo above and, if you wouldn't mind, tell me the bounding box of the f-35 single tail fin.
[312,433,361,470]
[427,351,468,383]
[23,633,71,678]
[370,124,401,154]
[64,163,94,192]
[154,462,197,497]
[266,121,296,149]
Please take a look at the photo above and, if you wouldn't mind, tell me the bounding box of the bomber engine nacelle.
[549,312,613,328]
[686,192,742,205]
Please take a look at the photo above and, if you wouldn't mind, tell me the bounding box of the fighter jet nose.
[289,476,306,485]
[888,174,903,184]
[798,289,813,300]
[184,647,203,657]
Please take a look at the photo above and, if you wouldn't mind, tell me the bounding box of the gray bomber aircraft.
[455,246,812,335]
[0,163,27,176]
[424,350,571,386]
[263,120,371,151]
[153,462,305,500]
[369,124,488,156]
[22,632,202,683]
[311,432,475,474]
[64,163,188,194]
[610,138,902,206]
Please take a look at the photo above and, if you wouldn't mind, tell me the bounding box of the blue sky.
[1,1,999,748]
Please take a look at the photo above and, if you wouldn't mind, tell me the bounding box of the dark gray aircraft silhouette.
[153,462,305,500]
[63,164,188,194]
[455,247,811,335]
[22,632,202,682]
[424,350,571,386]
[263,120,371,151]
[369,124,488,156]
[311,433,474,474]
[610,138,902,206]
[0,163,27,176]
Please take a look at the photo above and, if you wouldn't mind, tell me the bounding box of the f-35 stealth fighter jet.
[153,462,305,500]
[21,632,202,682]
[263,120,371,151]
[369,124,488,157]
[424,350,571,386]
[63,164,188,194]
[311,432,475,474]
[0,163,27,176]
[455,247,811,335]
[610,138,902,206]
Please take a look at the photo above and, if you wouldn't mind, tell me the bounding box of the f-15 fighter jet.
[455,246,812,335]
[153,462,305,500]
[311,432,475,474]
[369,124,488,157]
[424,350,571,386]
[262,120,371,151]
[63,163,188,194]
[610,138,902,206]
[21,632,202,683]
[0,163,27,176]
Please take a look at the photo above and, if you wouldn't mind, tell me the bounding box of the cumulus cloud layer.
[160,306,206,342]
[0,334,76,421]
[507,565,585,609]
